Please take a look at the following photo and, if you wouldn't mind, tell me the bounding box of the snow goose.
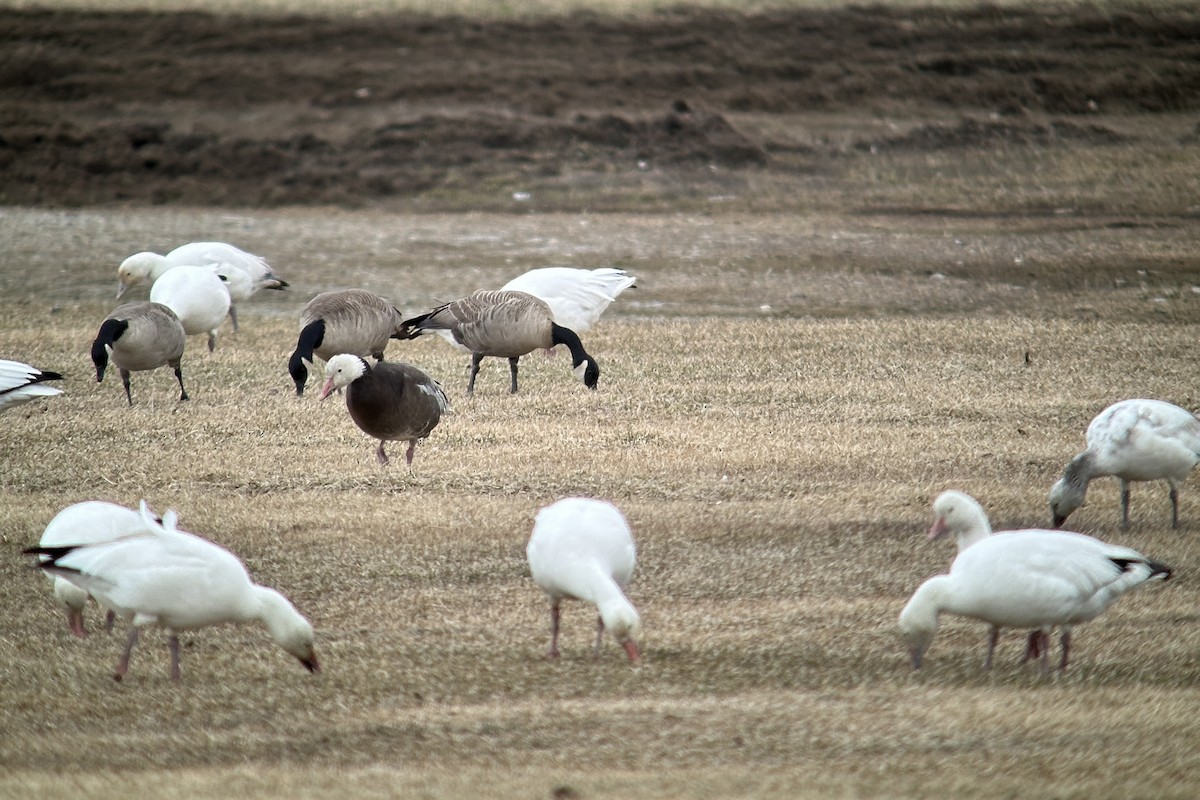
[526,497,640,663]
[501,267,636,334]
[149,264,231,352]
[118,242,287,299]
[1050,399,1200,529]
[289,289,406,396]
[25,501,319,682]
[320,354,449,467]
[900,527,1172,672]
[398,290,599,396]
[91,301,187,406]
[35,501,148,637]
[0,359,63,413]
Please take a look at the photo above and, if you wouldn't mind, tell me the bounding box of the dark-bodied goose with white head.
[289,289,407,396]
[91,301,187,406]
[397,289,599,396]
[320,353,450,467]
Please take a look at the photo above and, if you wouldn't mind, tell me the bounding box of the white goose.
[929,490,1049,669]
[1050,399,1200,529]
[149,265,232,352]
[26,501,319,682]
[0,359,63,413]
[501,267,636,334]
[526,497,640,663]
[900,526,1172,672]
[118,242,288,331]
[35,501,148,637]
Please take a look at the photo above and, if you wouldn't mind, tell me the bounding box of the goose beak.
[622,639,641,664]
[909,646,923,670]
[318,379,336,400]
[1052,514,1067,529]
[928,517,949,541]
[299,653,320,673]
[116,280,129,299]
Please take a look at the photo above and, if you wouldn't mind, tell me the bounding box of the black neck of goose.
[550,323,588,366]
[91,318,128,381]
[289,320,326,395]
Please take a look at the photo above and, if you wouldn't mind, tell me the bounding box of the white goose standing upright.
[25,501,319,682]
[0,359,63,413]
[35,501,148,637]
[1050,399,1200,529]
[900,525,1172,672]
[526,497,640,664]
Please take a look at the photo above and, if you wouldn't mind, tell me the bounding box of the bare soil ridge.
[2,3,1198,207]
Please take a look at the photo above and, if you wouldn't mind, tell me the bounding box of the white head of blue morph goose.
[0,359,64,413]
[319,353,450,467]
[289,289,406,396]
[397,289,600,396]
[91,302,187,406]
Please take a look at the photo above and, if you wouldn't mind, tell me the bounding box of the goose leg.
[467,354,483,396]
[546,601,561,659]
[168,633,182,682]
[120,369,134,406]
[1120,479,1131,530]
[1022,630,1041,663]
[1059,629,1072,672]
[104,610,116,633]
[66,608,87,638]
[983,625,1000,671]
[114,626,140,681]
[404,440,416,467]
[1038,630,1052,674]
[593,615,606,659]
[376,441,390,466]
[173,364,188,402]
[1169,482,1180,528]
[228,305,239,333]
[508,357,520,394]
[207,330,218,352]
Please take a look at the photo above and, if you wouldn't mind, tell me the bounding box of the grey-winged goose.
[319,353,449,467]
[397,289,600,396]
[91,301,187,406]
[289,289,406,396]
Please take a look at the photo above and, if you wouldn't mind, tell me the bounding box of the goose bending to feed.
[35,501,149,637]
[118,242,287,330]
[900,526,1172,672]
[320,354,449,467]
[91,302,187,406]
[501,267,636,334]
[398,290,600,396]
[25,501,319,682]
[289,289,406,396]
[526,497,640,664]
[0,359,63,413]
[929,490,1048,670]
[149,265,231,352]
[1050,399,1200,530]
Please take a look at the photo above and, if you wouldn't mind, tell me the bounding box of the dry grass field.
[4,0,1200,798]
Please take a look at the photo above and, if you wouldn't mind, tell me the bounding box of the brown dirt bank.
[2,3,1198,208]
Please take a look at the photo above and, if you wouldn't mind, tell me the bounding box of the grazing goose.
[119,243,287,331]
[91,302,187,406]
[319,354,449,467]
[289,289,406,396]
[25,501,319,682]
[501,267,636,334]
[35,501,148,637]
[398,290,600,396]
[1050,399,1200,530]
[900,527,1171,672]
[149,265,231,352]
[929,490,1047,669]
[0,359,63,413]
[526,497,640,664]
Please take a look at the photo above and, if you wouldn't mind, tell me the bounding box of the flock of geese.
[4,241,1199,681]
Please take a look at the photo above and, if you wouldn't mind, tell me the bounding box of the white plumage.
[526,497,641,663]
[118,242,288,331]
[501,267,636,333]
[1050,399,1200,529]
[901,524,1171,672]
[27,501,319,682]
[36,501,146,637]
[0,359,63,413]
[149,265,232,352]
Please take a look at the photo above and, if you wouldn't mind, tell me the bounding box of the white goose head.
[319,354,368,400]
[929,490,992,550]
[117,252,166,298]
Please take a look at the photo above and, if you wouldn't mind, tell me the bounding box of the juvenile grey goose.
[90,301,187,406]
[289,289,406,396]
[397,289,600,396]
[0,359,64,413]
[319,353,450,467]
